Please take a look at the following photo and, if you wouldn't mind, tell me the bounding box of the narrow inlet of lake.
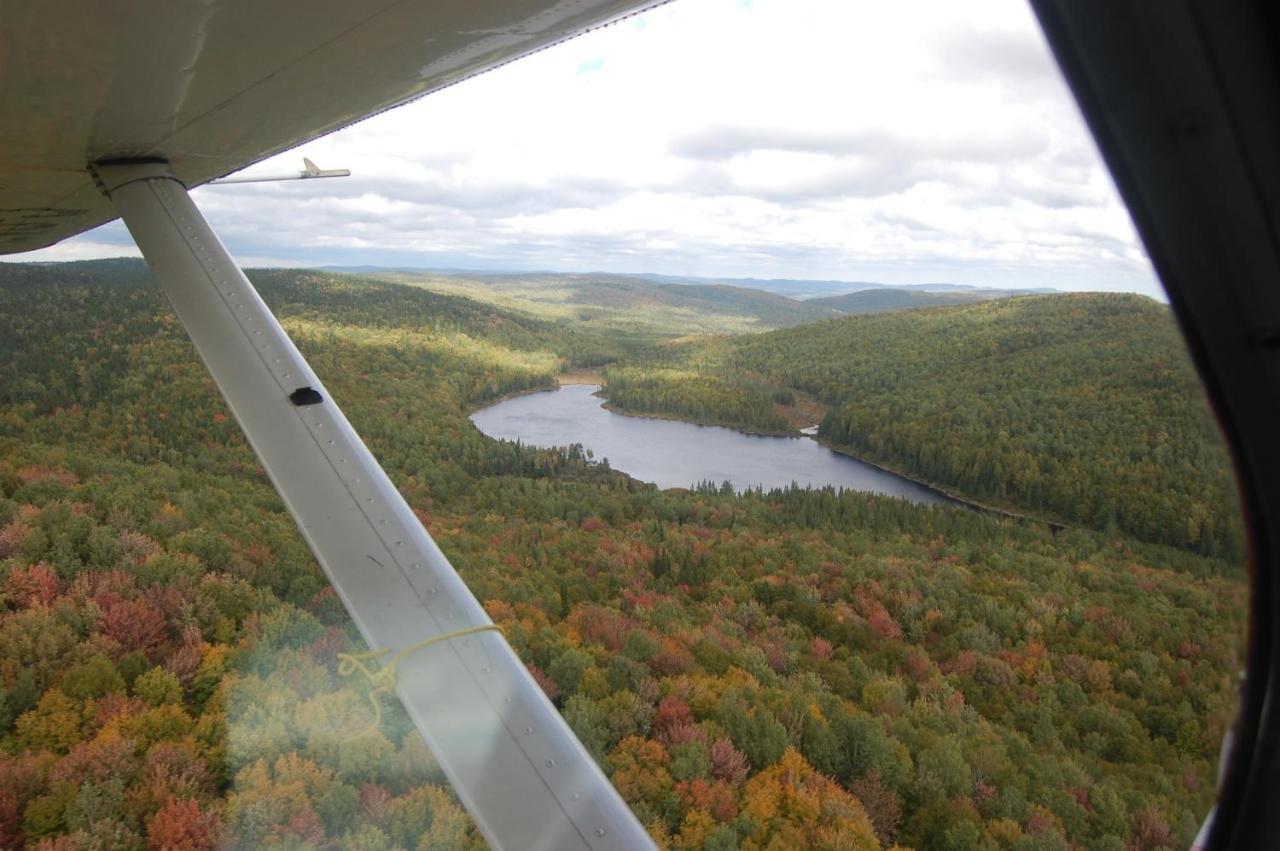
[471,385,954,506]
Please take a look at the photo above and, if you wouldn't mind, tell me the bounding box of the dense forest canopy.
[601,295,1243,560]
[0,261,1247,849]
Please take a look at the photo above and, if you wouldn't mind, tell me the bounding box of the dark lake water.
[471,385,954,506]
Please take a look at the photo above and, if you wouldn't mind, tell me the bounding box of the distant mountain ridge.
[628,273,1059,299]
[342,268,840,333]
[808,286,1047,314]
[319,264,1060,301]
[5,258,1054,325]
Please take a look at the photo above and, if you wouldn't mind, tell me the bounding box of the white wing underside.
[0,0,663,254]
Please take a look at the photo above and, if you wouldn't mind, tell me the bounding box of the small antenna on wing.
[208,158,351,185]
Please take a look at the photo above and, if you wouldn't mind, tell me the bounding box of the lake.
[471,384,955,506]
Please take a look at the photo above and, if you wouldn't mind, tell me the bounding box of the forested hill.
[0,260,642,411]
[604,294,1242,558]
[0,261,1246,849]
[649,282,840,325]
[807,288,1000,314]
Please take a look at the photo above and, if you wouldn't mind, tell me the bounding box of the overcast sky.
[13,0,1164,297]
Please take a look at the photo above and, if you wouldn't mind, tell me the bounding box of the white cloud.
[8,234,139,263]
[8,0,1163,296]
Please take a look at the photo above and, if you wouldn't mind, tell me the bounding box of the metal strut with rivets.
[91,161,655,851]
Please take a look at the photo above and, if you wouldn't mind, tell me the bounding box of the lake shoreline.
[597,398,802,439]
[471,380,960,506]
[466,378,803,439]
[813,438,1067,529]
[469,380,559,412]
[502,377,1066,528]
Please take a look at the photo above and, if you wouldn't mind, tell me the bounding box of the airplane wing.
[0,0,664,255]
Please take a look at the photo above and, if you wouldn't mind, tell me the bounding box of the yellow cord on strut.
[338,623,505,731]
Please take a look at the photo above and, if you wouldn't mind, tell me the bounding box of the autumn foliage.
[0,261,1247,848]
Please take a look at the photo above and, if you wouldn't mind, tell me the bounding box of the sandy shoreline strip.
[556,369,605,386]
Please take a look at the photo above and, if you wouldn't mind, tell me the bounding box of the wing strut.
[92,160,655,851]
